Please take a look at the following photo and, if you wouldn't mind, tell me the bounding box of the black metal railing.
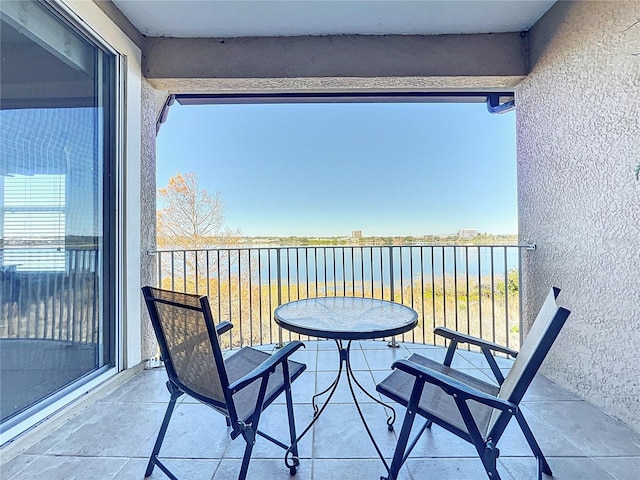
[153,244,534,351]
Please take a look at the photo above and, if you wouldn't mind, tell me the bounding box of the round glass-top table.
[274,296,418,474]
[274,296,418,341]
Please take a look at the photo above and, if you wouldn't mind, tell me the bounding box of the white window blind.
[2,174,66,271]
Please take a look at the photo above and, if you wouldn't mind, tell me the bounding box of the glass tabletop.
[274,297,418,340]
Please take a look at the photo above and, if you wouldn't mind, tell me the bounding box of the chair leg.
[515,411,553,477]
[384,406,418,480]
[238,434,256,480]
[236,371,270,480]
[284,379,300,474]
[146,394,179,478]
[481,440,502,480]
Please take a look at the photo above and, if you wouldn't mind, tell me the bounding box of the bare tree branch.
[157,171,241,249]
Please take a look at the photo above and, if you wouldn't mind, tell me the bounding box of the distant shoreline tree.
[157,171,240,250]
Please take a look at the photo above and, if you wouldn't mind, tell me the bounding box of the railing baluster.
[276,248,283,347]
[518,246,524,347]
[313,247,318,298]
[410,247,416,342]
[466,247,471,338]
[323,248,327,297]
[287,248,292,342]
[478,246,483,341]
[295,248,300,301]
[388,246,394,302]
[389,247,397,348]
[420,246,425,344]
[332,247,337,296]
[205,250,211,299]
[491,246,496,344]
[170,253,175,291]
[267,249,273,344]
[504,246,510,350]
[226,251,234,345]
[217,250,222,335]
[304,248,309,300]
[441,246,446,332]
[258,249,263,345]
[351,247,356,297]
[453,246,459,334]
[370,247,374,298]
[430,246,436,345]
[182,251,187,293]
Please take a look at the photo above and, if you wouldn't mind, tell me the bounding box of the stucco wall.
[516,1,640,431]
[140,80,158,362]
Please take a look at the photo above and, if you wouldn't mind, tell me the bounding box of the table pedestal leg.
[285,340,345,468]
[341,341,395,475]
[285,340,396,476]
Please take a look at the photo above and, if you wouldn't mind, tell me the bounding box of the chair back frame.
[142,286,238,420]
[487,287,570,441]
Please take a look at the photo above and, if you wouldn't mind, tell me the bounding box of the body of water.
[159,245,522,287]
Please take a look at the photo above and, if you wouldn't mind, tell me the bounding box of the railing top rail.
[148,244,536,255]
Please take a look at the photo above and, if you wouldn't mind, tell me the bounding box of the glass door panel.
[0,1,115,426]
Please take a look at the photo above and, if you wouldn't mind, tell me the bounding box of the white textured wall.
[516,1,640,431]
[140,80,159,362]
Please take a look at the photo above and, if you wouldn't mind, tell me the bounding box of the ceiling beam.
[144,33,527,83]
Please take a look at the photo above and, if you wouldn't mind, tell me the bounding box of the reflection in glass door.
[0,1,115,427]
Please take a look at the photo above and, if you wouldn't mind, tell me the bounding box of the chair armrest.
[216,321,233,336]
[434,327,518,358]
[392,359,517,413]
[228,341,305,394]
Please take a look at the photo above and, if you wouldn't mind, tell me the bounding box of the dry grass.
[160,273,520,352]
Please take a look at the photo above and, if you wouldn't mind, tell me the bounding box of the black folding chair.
[142,286,307,480]
[377,287,571,480]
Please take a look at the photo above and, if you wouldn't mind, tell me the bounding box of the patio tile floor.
[2,340,639,479]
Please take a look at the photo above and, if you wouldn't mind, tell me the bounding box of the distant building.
[457,228,478,239]
[351,230,363,238]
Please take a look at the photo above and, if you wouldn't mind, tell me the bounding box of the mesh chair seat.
[377,353,499,438]
[224,347,306,422]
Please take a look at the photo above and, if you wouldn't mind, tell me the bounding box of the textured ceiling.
[111,0,557,38]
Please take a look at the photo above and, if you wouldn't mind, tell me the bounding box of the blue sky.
[156,102,517,237]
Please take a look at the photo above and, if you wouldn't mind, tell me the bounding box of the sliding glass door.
[0,0,115,428]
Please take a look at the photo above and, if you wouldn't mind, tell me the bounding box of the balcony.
[3,339,639,479]
[1,0,639,476]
